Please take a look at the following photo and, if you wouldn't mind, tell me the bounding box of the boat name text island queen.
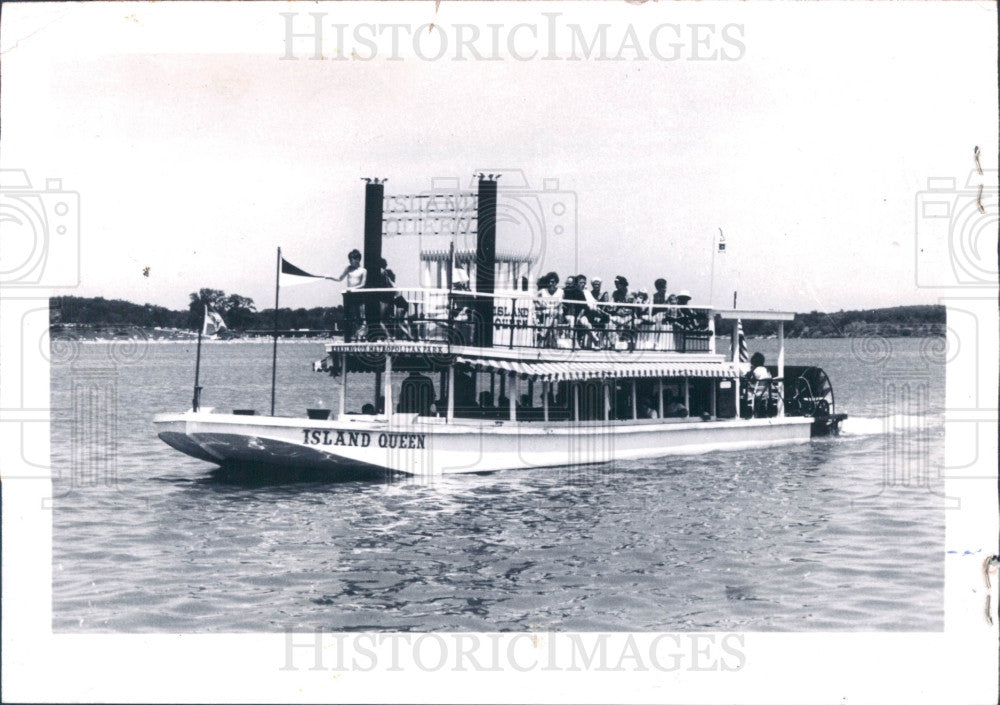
[155,175,846,478]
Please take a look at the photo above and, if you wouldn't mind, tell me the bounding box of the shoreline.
[48,328,945,344]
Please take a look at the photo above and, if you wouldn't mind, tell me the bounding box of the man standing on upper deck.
[327,249,366,341]
[652,278,669,317]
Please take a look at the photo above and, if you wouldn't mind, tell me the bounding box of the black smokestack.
[363,180,385,334]
[474,177,497,347]
[363,180,384,284]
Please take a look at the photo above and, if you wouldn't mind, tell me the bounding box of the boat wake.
[838,414,938,436]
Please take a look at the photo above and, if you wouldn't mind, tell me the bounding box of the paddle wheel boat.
[155,176,846,478]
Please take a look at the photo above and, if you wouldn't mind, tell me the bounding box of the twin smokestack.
[362,175,499,346]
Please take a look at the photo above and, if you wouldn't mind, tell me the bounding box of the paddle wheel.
[777,365,845,436]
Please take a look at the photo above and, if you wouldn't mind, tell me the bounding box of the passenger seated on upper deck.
[577,274,610,328]
[674,290,708,330]
[534,273,562,320]
[398,371,435,415]
[590,277,610,303]
[633,290,653,323]
[568,275,601,348]
[537,271,559,291]
[611,276,630,306]
[561,275,582,319]
[579,275,610,330]
[662,294,680,326]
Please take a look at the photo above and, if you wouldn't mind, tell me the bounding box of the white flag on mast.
[202,306,226,336]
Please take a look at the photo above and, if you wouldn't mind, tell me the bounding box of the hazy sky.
[2,2,996,313]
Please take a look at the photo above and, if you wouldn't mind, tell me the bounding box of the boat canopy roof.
[454,356,742,381]
[716,309,796,322]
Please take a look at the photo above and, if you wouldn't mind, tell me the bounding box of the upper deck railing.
[339,287,716,354]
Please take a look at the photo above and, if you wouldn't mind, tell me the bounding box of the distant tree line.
[738,305,945,338]
[51,293,943,338]
[52,290,344,333]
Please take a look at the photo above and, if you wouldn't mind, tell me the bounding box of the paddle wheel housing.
[773,365,845,436]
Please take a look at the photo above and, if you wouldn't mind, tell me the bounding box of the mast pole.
[383,354,393,421]
[338,353,347,419]
[446,365,455,422]
[777,322,785,417]
[509,372,516,421]
[192,305,204,411]
[709,230,717,308]
[271,246,280,416]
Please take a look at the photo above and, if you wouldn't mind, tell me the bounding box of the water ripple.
[52,340,944,632]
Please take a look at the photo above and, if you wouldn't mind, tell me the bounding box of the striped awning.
[453,357,741,381]
[420,248,534,264]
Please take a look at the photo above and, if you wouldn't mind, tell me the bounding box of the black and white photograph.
[1,2,997,702]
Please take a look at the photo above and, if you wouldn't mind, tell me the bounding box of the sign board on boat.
[382,192,478,237]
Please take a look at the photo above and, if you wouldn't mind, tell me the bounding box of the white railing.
[340,287,715,353]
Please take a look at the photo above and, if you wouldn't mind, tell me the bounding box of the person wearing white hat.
[675,290,707,330]
[590,277,609,303]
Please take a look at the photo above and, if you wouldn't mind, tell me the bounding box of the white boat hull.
[154,411,815,478]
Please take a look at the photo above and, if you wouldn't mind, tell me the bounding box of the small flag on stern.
[202,306,227,336]
[717,228,726,253]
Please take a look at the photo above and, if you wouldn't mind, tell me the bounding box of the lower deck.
[155,410,815,477]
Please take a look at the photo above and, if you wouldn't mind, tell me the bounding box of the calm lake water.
[51,337,945,632]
